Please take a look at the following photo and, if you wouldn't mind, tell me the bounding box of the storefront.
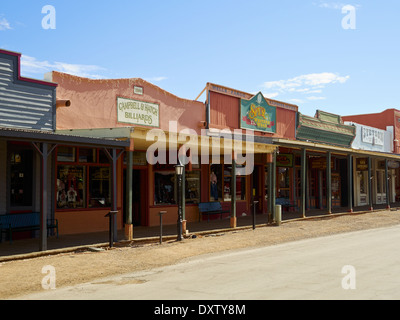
[202,83,297,222]
[0,49,129,250]
[51,71,209,237]
[346,121,398,208]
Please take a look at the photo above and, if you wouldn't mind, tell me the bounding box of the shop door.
[357,171,368,206]
[123,169,148,227]
[375,170,386,204]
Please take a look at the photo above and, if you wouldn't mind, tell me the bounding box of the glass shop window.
[56,166,85,209]
[154,172,176,205]
[57,146,76,162]
[185,171,201,204]
[89,167,111,208]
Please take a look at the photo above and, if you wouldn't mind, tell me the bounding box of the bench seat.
[198,202,230,222]
[0,212,58,244]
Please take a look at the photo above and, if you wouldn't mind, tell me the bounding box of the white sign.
[117,97,159,127]
[361,126,384,146]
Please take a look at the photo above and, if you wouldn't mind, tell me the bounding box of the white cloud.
[0,17,11,31]
[307,96,327,101]
[314,2,361,10]
[144,76,168,82]
[263,92,279,99]
[262,72,349,92]
[260,72,349,105]
[20,55,106,79]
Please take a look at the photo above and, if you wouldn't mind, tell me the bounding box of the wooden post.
[348,154,353,213]
[326,151,332,214]
[271,151,277,222]
[125,150,133,240]
[40,143,48,252]
[368,157,373,211]
[230,157,237,228]
[301,148,307,218]
[385,159,390,210]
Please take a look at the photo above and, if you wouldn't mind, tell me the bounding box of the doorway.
[123,168,148,227]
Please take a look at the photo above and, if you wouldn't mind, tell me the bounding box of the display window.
[56,146,111,210]
[210,163,246,202]
[154,168,201,206]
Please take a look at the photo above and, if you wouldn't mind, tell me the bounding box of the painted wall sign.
[117,97,159,127]
[240,92,276,133]
[361,126,384,146]
[134,86,144,95]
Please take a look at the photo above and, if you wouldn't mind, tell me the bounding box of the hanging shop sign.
[276,154,294,167]
[356,158,368,171]
[240,92,276,133]
[117,97,159,127]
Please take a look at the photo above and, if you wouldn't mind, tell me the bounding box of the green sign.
[240,92,276,133]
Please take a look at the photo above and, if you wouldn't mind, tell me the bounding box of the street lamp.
[175,162,184,241]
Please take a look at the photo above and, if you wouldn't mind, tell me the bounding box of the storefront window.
[185,171,200,204]
[154,172,176,205]
[56,146,112,210]
[9,149,33,208]
[210,164,222,201]
[278,167,290,198]
[89,167,111,207]
[210,163,246,202]
[57,166,85,209]
[79,148,97,163]
[57,146,76,162]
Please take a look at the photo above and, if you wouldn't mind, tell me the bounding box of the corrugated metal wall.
[0,57,55,131]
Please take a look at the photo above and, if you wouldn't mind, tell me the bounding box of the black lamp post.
[175,162,184,241]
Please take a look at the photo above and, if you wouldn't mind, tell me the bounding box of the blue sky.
[1,0,399,117]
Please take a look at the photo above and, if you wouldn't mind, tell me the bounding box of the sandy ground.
[2,209,400,299]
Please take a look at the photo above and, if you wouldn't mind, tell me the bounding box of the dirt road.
[2,210,400,299]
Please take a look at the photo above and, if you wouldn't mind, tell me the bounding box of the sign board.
[134,86,144,95]
[361,126,384,146]
[276,154,294,167]
[240,92,276,133]
[117,97,159,127]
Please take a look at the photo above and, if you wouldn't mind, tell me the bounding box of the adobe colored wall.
[52,72,205,135]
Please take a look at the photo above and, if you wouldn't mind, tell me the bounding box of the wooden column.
[271,151,277,222]
[125,150,133,240]
[326,151,332,214]
[301,148,307,218]
[348,154,353,213]
[230,157,237,228]
[368,157,373,211]
[385,159,390,209]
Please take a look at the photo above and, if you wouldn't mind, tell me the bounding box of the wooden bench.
[0,213,59,244]
[276,198,297,211]
[198,202,230,222]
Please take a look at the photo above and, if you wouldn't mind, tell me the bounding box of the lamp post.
[175,162,184,241]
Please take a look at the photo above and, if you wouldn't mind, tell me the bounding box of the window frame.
[55,146,112,211]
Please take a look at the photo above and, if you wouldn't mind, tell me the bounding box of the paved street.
[16,225,400,300]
